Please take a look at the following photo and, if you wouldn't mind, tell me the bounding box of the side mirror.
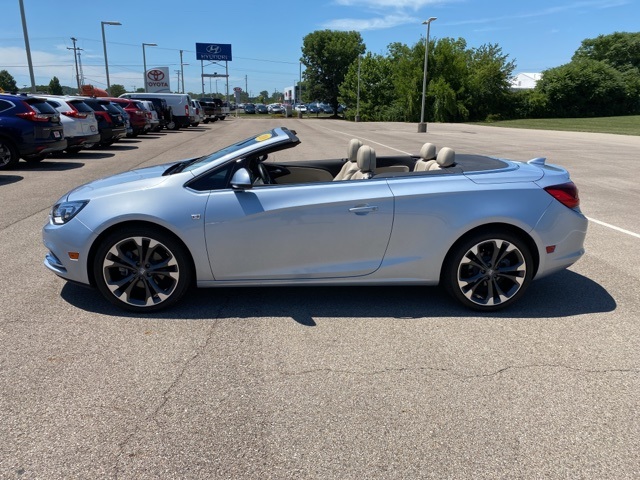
[230,168,252,190]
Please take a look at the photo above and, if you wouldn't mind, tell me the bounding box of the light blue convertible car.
[43,127,587,312]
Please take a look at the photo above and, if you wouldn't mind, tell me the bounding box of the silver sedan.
[43,127,587,312]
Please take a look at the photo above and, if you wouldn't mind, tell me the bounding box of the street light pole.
[68,37,83,92]
[101,21,121,96]
[142,43,157,92]
[418,17,437,133]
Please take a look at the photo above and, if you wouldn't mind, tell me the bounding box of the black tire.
[65,147,83,154]
[0,139,20,169]
[166,120,178,130]
[442,230,533,311]
[92,225,193,312]
[203,119,209,124]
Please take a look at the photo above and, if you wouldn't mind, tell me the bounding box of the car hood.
[66,161,191,201]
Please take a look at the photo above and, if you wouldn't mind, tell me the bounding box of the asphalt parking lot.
[1,117,638,479]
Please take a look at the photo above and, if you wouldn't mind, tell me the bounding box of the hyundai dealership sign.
[145,67,171,93]
[196,43,232,61]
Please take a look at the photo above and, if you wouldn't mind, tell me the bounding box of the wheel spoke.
[456,237,528,307]
[102,235,181,308]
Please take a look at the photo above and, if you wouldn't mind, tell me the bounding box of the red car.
[108,97,150,137]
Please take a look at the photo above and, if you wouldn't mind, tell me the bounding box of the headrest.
[420,143,436,160]
[357,145,376,172]
[347,138,362,162]
[436,147,455,167]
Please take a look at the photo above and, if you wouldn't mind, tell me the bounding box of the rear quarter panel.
[382,174,553,282]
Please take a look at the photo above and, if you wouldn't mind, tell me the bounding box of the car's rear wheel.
[442,231,533,311]
[0,139,19,170]
[93,226,193,312]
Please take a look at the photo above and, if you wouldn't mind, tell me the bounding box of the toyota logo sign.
[147,70,165,82]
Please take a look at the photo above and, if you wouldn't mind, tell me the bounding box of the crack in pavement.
[278,363,640,379]
[112,295,231,479]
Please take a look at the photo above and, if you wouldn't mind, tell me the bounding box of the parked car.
[109,102,133,137]
[121,95,172,130]
[199,98,227,122]
[39,95,100,153]
[0,93,67,169]
[109,97,150,137]
[137,100,161,132]
[321,104,334,114]
[307,103,321,114]
[120,93,193,129]
[255,103,268,114]
[79,97,127,146]
[243,103,256,114]
[294,103,307,112]
[190,100,204,126]
[42,126,587,313]
[268,103,284,114]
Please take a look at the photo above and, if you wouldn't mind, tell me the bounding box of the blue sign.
[196,43,232,61]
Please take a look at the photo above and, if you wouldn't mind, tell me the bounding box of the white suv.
[40,95,100,153]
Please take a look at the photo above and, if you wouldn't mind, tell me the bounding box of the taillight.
[185,105,189,116]
[16,109,49,122]
[62,110,89,119]
[544,182,580,209]
[134,110,146,117]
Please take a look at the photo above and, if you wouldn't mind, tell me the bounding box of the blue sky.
[1,0,636,96]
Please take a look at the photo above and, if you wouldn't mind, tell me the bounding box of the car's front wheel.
[442,231,533,311]
[93,226,193,312]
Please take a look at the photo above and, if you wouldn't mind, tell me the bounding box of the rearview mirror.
[230,168,252,190]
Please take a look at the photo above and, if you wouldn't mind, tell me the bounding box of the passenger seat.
[415,146,456,171]
[333,138,362,181]
[413,143,437,171]
[350,145,376,180]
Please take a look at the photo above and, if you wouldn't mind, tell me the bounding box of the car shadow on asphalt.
[59,270,615,324]
[0,174,23,186]
[12,161,85,171]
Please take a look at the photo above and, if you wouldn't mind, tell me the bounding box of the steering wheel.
[257,163,271,184]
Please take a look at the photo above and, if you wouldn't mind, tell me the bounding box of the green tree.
[0,70,18,92]
[301,30,365,115]
[572,31,640,71]
[465,44,515,121]
[48,76,63,95]
[340,53,395,121]
[109,84,126,97]
[536,59,628,117]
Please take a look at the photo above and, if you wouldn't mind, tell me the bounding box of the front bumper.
[42,216,96,286]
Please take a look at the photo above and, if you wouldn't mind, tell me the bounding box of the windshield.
[181,128,284,173]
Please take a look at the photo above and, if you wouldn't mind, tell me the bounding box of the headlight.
[51,200,89,225]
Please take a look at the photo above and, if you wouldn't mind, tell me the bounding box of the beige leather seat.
[416,146,456,171]
[350,145,376,180]
[333,138,362,181]
[413,143,437,171]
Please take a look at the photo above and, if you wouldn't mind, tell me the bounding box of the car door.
[204,179,394,281]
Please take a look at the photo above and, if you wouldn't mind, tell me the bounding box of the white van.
[119,92,194,130]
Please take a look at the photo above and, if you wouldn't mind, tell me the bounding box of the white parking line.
[587,217,640,239]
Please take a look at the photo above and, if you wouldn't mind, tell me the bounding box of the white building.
[510,72,542,90]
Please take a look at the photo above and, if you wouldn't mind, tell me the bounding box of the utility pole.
[67,37,83,92]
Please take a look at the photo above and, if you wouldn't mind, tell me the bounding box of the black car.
[81,98,127,146]
[244,103,256,114]
[125,95,172,129]
[0,93,67,169]
[255,104,268,114]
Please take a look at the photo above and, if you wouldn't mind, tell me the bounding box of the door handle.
[349,205,379,215]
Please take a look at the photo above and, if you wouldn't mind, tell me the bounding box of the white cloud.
[333,0,453,11]
[322,14,417,31]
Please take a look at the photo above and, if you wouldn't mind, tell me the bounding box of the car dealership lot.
[1,120,638,478]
